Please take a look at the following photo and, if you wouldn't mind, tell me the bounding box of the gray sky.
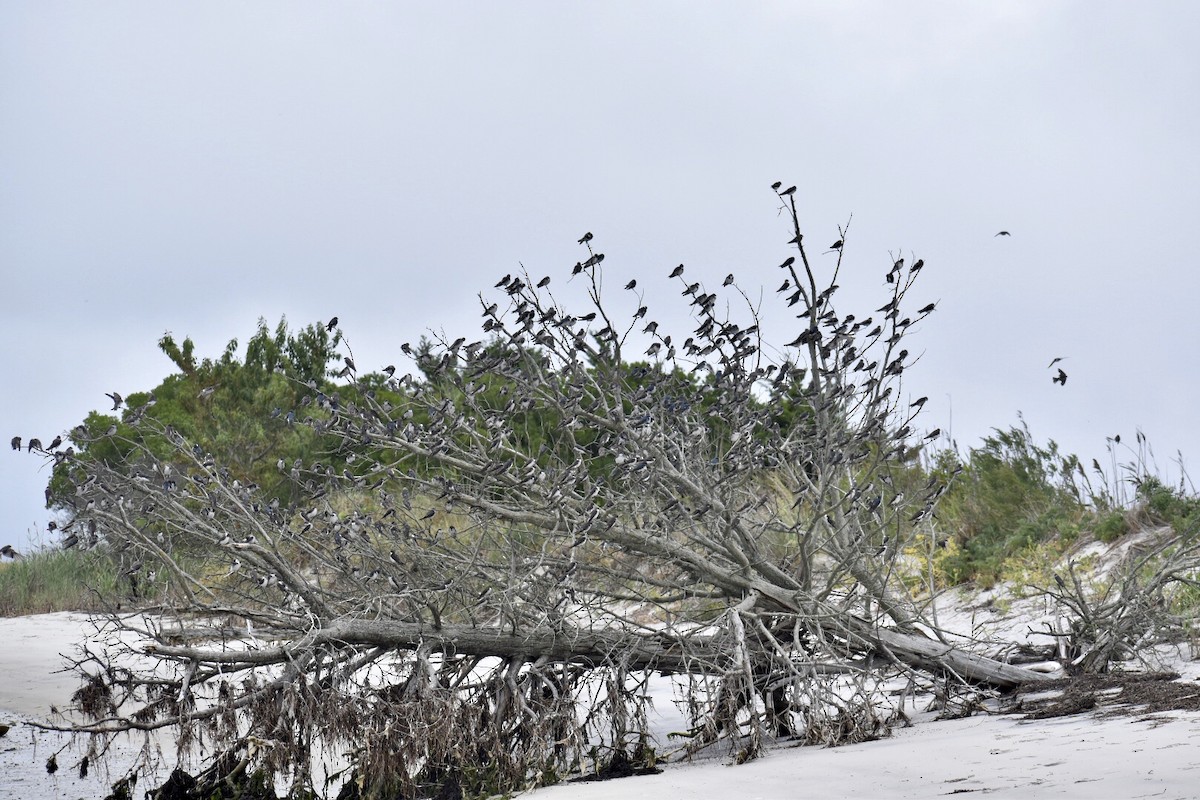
[3,2,1198,553]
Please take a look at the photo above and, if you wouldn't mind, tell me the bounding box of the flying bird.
[1047,356,1066,368]
[0,545,21,560]
[995,231,1011,237]
[106,392,123,410]
[577,231,593,244]
[326,316,339,331]
[1053,368,1068,386]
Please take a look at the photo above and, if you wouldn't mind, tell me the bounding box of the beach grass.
[0,548,124,616]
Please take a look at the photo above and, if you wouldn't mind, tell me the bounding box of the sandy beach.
[3,612,1200,799]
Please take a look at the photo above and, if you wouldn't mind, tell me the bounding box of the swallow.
[777,280,790,293]
[326,316,339,331]
[723,274,735,286]
[1047,357,1065,368]
[27,438,42,452]
[780,256,795,269]
[421,509,436,520]
[669,264,685,278]
[537,276,551,288]
[106,392,123,410]
[198,386,216,399]
[47,435,62,450]
[771,181,782,190]
[788,234,803,244]
[624,279,637,290]
[577,232,593,244]
[383,365,396,377]
[828,240,843,251]
[780,186,797,196]
[911,396,928,409]
[995,231,1011,237]
[917,303,937,315]
[582,253,604,268]
[0,545,21,559]
[1053,368,1068,385]
[10,436,20,451]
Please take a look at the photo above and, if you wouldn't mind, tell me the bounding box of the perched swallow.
[537,276,551,288]
[624,279,637,290]
[10,436,20,451]
[577,232,593,244]
[780,185,797,196]
[27,438,42,452]
[829,240,843,251]
[917,303,937,315]
[47,435,62,450]
[723,274,735,286]
[669,264,685,278]
[326,316,339,331]
[771,181,782,190]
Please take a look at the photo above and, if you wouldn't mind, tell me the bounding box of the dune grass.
[0,548,125,616]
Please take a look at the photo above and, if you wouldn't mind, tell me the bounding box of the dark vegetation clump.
[1007,671,1200,720]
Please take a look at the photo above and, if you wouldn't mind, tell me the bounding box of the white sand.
[3,612,1200,800]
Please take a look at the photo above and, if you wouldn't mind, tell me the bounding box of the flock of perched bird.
[3,201,1067,569]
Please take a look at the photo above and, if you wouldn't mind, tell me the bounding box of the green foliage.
[931,420,1088,586]
[1134,476,1200,532]
[48,317,345,516]
[1094,510,1130,544]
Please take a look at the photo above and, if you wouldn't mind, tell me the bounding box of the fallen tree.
[38,185,1052,798]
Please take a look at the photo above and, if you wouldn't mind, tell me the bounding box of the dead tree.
[38,186,1052,798]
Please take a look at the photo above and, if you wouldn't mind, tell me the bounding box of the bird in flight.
[106,392,123,410]
[1052,368,1068,386]
[995,231,1011,237]
[1047,356,1066,369]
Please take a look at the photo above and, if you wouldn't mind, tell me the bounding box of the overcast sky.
[3,2,1198,553]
